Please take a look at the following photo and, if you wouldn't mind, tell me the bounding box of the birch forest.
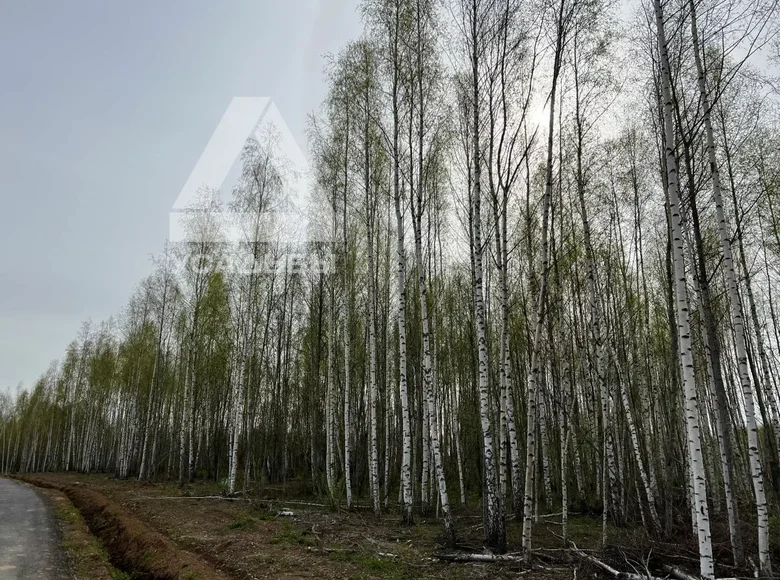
[3,0,780,576]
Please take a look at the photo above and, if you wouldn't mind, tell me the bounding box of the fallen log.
[262,499,327,508]
[662,564,741,580]
[435,553,524,563]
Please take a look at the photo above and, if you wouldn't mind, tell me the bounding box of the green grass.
[53,501,129,580]
[247,503,277,520]
[269,523,316,547]
[227,516,255,530]
[567,514,604,541]
[329,550,408,579]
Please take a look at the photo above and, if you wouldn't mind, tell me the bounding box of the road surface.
[0,478,70,579]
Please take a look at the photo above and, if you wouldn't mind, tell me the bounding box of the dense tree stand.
[3,0,780,574]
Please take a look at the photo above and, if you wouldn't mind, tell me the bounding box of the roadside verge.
[13,474,229,580]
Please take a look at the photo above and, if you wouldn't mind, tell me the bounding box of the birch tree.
[654,0,714,575]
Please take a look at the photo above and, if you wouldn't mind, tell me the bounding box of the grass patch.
[269,522,316,547]
[52,497,123,580]
[247,502,277,520]
[361,557,391,571]
[567,514,603,539]
[227,517,255,530]
[329,551,405,579]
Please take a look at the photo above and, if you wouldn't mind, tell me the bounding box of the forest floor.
[13,473,756,580]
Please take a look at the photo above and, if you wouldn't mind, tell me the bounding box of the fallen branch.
[747,557,759,579]
[435,553,524,563]
[137,495,240,501]
[570,543,664,580]
[263,499,327,508]
[663,564,701,580]
[537,511,580,519]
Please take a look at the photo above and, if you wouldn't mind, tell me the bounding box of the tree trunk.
[654,1,714,575]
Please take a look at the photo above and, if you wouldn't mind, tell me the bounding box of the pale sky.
[0,0,362,390]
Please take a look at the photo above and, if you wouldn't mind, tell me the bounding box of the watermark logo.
[170,97,332,274]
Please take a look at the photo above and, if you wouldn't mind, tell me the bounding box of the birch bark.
[522,0,564,552]
[687,0,769,570]
[467,0,504,552]
[655,1,714,574]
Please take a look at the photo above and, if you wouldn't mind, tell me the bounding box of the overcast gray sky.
[0,0,361,391]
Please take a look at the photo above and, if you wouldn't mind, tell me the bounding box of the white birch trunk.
[343,138,353,509]
[326,253,336,499]
[691,258,744,563]
[538,384,553,511]
[395,165,413,524]
[522,81,555,559]
[453,383,467,506]
[138,347,159,482]
[413,220,454,542]
[421,389,430,513]
[613,348,661,532]
[739,248,780,463]
[178,355,190,487]
[470,3,504,545]
[655,1,715,574]
[559,343,570,542]
[368,211,380,516]
[388,6,413,520]
[685,0,770,570]
[344,313,352,508]
[383,207,393,509]
[383,347,391,508]
[228,344,246,495]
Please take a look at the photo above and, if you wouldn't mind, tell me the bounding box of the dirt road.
[0,477,70,579]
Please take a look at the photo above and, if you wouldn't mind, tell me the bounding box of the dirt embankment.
[14,474,229,580]
[35,485,115,580]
